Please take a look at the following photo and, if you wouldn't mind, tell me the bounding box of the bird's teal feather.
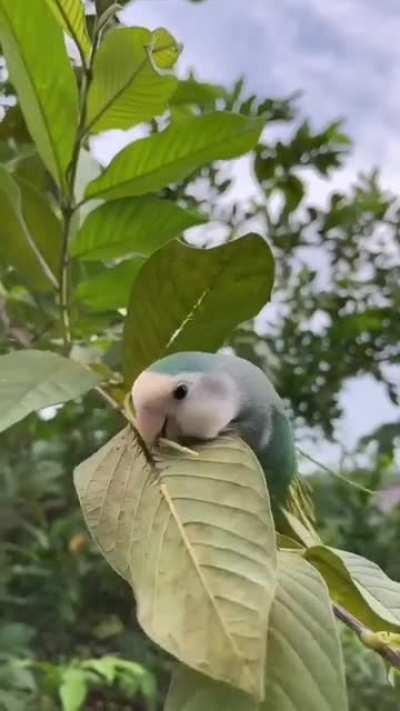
[149,351,296,507]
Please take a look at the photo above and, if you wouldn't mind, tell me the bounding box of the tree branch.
[333,604,400,669]
[58,31,98,351]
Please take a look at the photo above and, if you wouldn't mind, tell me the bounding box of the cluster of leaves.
[75,427,349,710]
[0,1,399,710]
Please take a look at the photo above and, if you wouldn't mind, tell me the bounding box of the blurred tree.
[0,4,399,709]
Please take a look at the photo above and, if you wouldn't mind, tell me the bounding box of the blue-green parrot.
[131,351,297,511]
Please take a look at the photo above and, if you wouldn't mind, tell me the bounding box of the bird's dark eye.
[173,384,188,400]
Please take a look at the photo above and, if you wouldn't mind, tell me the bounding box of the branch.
[333,604,400,669]
[59,205,74,349]
[58,32,98,351]
[95,384,126,414]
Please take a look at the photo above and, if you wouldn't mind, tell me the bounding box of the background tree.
[0,1,399,710]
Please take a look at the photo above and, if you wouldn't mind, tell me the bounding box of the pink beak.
[135,408,165,446]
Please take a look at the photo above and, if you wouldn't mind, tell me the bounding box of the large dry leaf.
[74,429,278,701]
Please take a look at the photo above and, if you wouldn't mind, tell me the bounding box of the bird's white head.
[131,368,240,446]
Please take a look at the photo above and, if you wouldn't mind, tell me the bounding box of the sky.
[97,0,400,464]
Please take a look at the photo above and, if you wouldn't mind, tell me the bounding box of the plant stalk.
[333,604,400,670]
[58,32,98,351]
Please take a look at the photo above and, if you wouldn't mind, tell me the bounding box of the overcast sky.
[106,0,399,463]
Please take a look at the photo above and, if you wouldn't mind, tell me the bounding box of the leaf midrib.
[86,54,149,134]
[159,480,249,670]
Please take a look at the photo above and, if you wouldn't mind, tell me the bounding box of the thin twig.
[122,391,155,464]
[59,206,74,350]
[333,604,400,669]
[95,385,126,414]
[95,386,154,463]
[159,438,200,457]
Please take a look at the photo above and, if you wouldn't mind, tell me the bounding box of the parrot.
[131,351,299,515]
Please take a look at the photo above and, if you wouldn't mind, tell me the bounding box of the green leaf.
[165,552,348,711]
[76,257,145,311]
[82,656,151,689]
[74,430,278,701]
[171,78,228,106]
[0,350,100,433]
[72,196,205,261]
[165,666,254,711]
[45,0,92,58]
[0,623,34,657]
[73,148,102,218]
[123,233,274,385]
[81,657,117,684]
[59,668,88,711]
[151,27,182,69]
[277,533,304,550]
[0,105,31,143]
[306,546,400,632]
[262,552,347,710]
[85,27,180,134]
[85,112,265,200]
[0,0,79,188]
[277,173,305,215]
[0,167,61,291]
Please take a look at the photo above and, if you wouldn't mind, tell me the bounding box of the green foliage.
[85,112,265,200]
[0,1,399,709]
[76,257,146,311]
[0,350,99,432]
[85,27,180,134]
[0,652,157,710]
[45,0,92,59]
[171,78,228,106]
[123,235,274,383]
[166,553,348,711]
[0,167,61,291]
[306,546,400,632]
[0,0,79,188]
[72,197,205,261]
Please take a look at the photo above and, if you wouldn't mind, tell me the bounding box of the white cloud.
[123,0,400,188]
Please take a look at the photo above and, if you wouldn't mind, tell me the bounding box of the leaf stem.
[59,204,74,350]
[95,384,125,413]
[333,604,400,670]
